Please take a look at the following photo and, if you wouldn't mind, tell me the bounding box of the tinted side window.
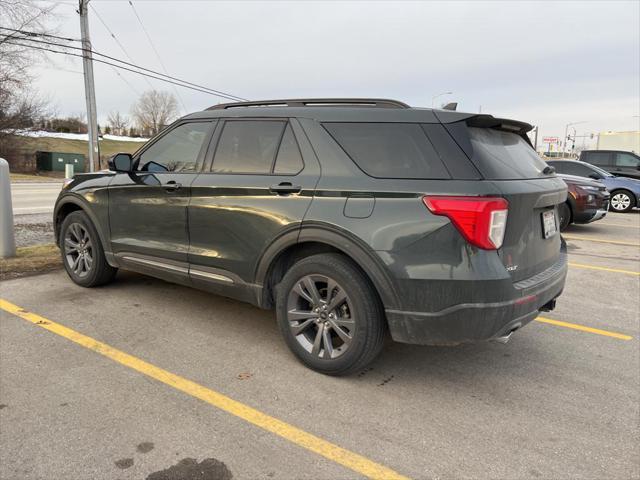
[571,163,597,177]
[549,161,592,177]
[213,121,285,174]
[615,152,640,167]
[323,123,450,179]
[421,123,480,179]
[584,151,611,166]
[139,122,210,172]
[273,124,303,175]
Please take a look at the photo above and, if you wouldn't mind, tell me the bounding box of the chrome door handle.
[164,181,182,191]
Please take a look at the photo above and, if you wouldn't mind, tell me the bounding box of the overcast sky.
[34,0,639,143]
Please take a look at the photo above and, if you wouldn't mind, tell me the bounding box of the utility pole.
[79,0,99,172]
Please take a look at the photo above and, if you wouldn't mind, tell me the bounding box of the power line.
[3,30,247,100]
[0,33,247,101]
[88,3,154,89]
[112,66,141,96]
[128,0,187,112]
[1,25,137,96]
[0,26,81,43]
[1,37,247,101]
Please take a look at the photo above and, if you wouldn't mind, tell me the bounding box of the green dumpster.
[36,151,85,172]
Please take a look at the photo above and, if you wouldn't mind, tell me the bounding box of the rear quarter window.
[323,122,450,179]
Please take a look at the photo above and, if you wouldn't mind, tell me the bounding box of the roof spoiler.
[433,111,533,134]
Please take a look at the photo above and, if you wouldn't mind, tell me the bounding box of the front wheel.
[610,190,635,213]
[60,211,117,287]
[276,253,386,376]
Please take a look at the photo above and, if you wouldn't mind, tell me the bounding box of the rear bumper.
[385,253,568,345]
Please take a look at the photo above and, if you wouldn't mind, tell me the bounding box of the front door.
[109,121,214,280]
[188,118,320,298]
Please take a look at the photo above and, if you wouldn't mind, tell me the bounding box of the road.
[10,182,62,215]
[0,212,638,479]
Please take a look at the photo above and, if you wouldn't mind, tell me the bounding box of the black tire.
[59,210,117,287]
[275,253,386,376]
[609,189,635,213]
[558,202,572,231]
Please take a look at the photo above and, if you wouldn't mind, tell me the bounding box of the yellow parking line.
[536,317,633,340]
[599,223,640,229]
[0,299,409,480]
[568,262,640,276]
[562,235,640,247]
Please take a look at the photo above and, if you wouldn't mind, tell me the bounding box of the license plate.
[542,210,557,239]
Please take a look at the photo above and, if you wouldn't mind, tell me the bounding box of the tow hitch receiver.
[540,298,557,312]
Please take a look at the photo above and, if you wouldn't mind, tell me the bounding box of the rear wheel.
[60,211,117,287]
[276,253,385,376]
[558,202,572,231]
[610,190,635,213]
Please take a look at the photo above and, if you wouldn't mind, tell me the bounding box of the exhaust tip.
[493,323,522,344]
[494,332,513,344]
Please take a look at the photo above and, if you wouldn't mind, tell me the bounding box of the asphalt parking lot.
[1,212,638,480]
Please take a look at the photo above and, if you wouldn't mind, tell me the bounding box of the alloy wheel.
[64,222,93,278]
[286,274,355,359]
[611,193,631,211]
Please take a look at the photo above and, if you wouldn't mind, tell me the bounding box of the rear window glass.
[467,127,550,180]
[323,123,450,179]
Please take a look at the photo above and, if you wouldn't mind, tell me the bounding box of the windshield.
[588,164,615,177]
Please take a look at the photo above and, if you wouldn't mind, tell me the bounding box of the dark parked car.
[556,174,609,230]
[548,159,640,212]
[54,98,568,375]
[579,150,640,180]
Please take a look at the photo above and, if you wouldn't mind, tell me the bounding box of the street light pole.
[431,91,453,108]
[563,121,587,158]
[79,0,100,172]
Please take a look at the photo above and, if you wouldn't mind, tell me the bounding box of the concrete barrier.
[0,158,17,258]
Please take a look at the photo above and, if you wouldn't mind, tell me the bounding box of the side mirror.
[109,153,133,172]
[588,173,601,180]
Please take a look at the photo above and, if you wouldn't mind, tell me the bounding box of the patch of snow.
[103,134,149,142]
[8,130,149,142]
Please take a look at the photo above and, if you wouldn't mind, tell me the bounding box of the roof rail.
[206,98,410,110]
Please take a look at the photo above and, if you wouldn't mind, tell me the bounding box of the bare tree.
[0,1,56,166]
[107,111,130,136]
[131,90,178,136]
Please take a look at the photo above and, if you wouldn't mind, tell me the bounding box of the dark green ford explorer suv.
[54,98,568,375]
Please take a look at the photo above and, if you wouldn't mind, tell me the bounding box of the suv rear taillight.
[423,196,509,250]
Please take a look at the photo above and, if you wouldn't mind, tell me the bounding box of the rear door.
[613,152,640,179]
[108,121,214,279]
[188,118,320,295]
[583,151,613,170]
[450,124,567,281]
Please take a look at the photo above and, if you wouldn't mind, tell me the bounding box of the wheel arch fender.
[254,224,400,311]
[54,195,111,259]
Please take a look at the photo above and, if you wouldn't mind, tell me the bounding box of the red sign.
[543,136,559,144]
